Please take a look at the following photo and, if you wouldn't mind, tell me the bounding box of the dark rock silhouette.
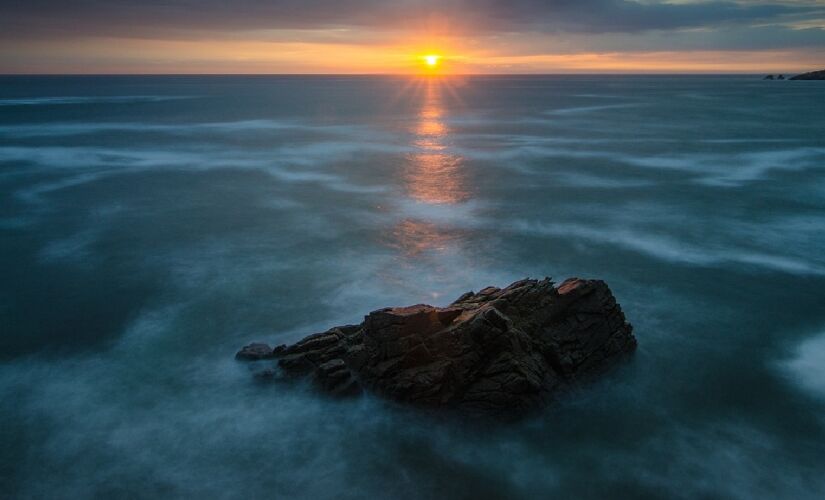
[777,74,785,80]
[764,74,775,80]
[790,70,825,80]
[237,277,636,416]
[235,342,284,360]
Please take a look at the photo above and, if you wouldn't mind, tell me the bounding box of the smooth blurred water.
[2,75,825,499]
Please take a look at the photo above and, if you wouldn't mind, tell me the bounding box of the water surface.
[2,75,825,499]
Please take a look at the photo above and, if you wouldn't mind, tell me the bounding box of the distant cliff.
[790,70,825,80]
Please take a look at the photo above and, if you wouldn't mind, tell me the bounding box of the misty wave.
[550,172,654,189]
[38,229,99,264]
[509,220,825,277]
[0,315,403,498]
[1,144,394,202]
[781,331,825,401]
[454,140,825,188]
[0,119,377,139]
[0,95,196,106]
[544,103,642,115]
[623,148,825,186]
[611,423,825,500]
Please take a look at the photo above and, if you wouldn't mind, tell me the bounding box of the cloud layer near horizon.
[1,0,824,73]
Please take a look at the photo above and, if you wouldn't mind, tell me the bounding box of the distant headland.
[765,69,825,80]
[789,69,825,80]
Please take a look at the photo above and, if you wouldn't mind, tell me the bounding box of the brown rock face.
[237,277,636,415]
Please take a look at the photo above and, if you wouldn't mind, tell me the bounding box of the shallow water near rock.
[2,75,825,499]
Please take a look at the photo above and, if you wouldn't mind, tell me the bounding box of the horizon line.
[0,71,813,77]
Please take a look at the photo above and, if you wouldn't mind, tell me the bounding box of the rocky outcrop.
[235,342,283,360]
[237,277,636,416]
[790,70,825,80]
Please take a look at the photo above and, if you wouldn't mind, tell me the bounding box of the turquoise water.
[2,75,825,498]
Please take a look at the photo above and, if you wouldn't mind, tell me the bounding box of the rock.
[777,74,785,80]
[235,342,285,360]
[236,278,636,416]
[764,74,775,80]
[790,69,825,81]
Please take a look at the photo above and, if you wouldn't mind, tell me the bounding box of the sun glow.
[417,54,446,75]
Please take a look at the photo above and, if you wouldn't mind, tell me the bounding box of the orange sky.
[2,36,824,74]
[1,1,824,74]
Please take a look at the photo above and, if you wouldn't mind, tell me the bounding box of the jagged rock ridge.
[237,277,637,415]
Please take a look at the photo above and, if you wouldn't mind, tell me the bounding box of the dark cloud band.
[0,0,818,39]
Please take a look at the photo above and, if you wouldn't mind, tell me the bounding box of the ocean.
[2,75,825,499]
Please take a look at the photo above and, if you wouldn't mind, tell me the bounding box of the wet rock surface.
[237,277,636,415]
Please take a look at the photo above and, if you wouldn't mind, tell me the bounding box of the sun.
[415,53,446,74]
[424,55,441,67]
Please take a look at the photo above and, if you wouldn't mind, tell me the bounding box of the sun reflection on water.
[373,77,486,297]
[381,77,472,277]
[387,219,461,257]
[404,79,469,206]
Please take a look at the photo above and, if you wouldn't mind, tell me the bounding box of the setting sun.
[424,55,441,67]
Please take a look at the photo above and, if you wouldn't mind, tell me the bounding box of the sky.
[1,0,824,74]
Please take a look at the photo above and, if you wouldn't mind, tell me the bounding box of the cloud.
[0,0,819,39]
[1,1,824,73]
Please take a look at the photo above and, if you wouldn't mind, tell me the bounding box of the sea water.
[2,75,825,498]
